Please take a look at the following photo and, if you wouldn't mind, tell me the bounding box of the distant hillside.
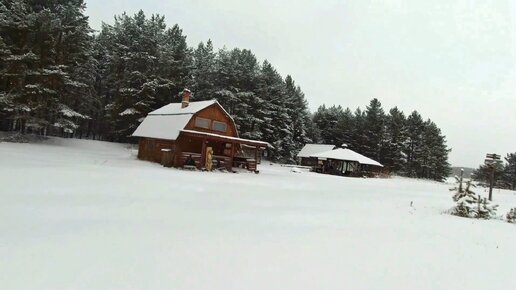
[450,167,475,178]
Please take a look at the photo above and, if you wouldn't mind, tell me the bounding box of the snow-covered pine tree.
[502,153,516,190]
[403,111,425,177]
[420,120,451,181]
[0,0,93,136]
[212,47,262,140]
[191,40,216,99]
[362,98,385,161]
[336,107,354,148]
[381,107,407,173]
[472,163,504,187]
[257,60,295,162]
[284,75,312,151]
[349,107,367,154]
[450,178,498,219]
[95,11,191,141]
[506,208,516,223]
[312,105,345,146]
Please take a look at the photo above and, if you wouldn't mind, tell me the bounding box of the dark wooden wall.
[184,104,238,137]
[138,138,176,163]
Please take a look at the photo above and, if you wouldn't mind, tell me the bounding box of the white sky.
[85,0,516,167]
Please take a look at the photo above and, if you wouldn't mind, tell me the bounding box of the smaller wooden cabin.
[132,89,269,172]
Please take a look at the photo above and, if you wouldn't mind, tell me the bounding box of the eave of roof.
[180,130,273,148]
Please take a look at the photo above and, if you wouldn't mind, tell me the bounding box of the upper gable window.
[212,121,227,132]
[195,117,210,129]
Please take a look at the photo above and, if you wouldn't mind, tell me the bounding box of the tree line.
[0,1,312,162]
[0,1,451,180]
[472,153,516,190]
[311,100,451,180]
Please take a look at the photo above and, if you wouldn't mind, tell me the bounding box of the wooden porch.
[174,130,269,172]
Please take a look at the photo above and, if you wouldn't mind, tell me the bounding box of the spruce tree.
[381,107,407,173]
[362,98,385,160]
[503,153,516,190]
[404,111,425,177]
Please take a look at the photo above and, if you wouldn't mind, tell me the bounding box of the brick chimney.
[181,88,192,108]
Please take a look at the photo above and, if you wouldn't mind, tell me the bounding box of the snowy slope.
[1,137,515,290]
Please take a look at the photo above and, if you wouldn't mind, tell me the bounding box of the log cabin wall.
[184,104,238,137]
[138,138,176,163]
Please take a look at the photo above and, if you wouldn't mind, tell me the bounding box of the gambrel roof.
[132,100,233,141]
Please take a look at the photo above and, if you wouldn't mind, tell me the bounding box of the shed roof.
[297,144,336,158]
[310,148,383,167]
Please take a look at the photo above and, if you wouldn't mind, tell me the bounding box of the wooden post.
[200,138,207,170]
[229,142,235,171]
[485,153,500,201]
[488,166,494,201]
[458,168,464,193]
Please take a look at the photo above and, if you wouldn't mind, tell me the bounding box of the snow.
[1,137,516,290]
[311,148,383,167]
[149,99,217,115]
[59,104,88,119]
[296,143,336,158]
[119,108,139,116]
[131,114,192,140]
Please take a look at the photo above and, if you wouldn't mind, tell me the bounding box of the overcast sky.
[85,0,516,167]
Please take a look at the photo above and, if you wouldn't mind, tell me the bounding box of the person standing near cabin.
[185,155,195,166]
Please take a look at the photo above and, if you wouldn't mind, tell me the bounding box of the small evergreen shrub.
[449,177,498,219]
[506,208,516,223]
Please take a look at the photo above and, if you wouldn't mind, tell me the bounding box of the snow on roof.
[297,144,336,158]
[132,114,192,140]
[149,100,217,115]
[310,148,383,167]
[132,100,225,140]
[120,108,139,116]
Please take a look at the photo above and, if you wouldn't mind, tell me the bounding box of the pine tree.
[420,120,451,181]
[0,0,93,135]
[472,163,504,186]
[191,40,216,99]
[404,111,424,177]
[284,75,311,150]
[362,98,385,160]
[349,107,367,153]
[256,60,294,162]
[450,178,498,219]
[502,153,516,190]
[336,107,354,147]
[381,107,407,173]
[506,208,516,223]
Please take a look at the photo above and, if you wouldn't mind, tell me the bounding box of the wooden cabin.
[298,144,384,177]
[132,89,269,172]
[311,148,384,176]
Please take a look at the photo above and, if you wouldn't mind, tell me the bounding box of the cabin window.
[195,117,210,129]
[212,121,227,132]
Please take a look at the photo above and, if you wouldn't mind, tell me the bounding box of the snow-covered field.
[1,137,515,290]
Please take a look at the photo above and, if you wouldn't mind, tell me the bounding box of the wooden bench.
[183,165,197,170]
